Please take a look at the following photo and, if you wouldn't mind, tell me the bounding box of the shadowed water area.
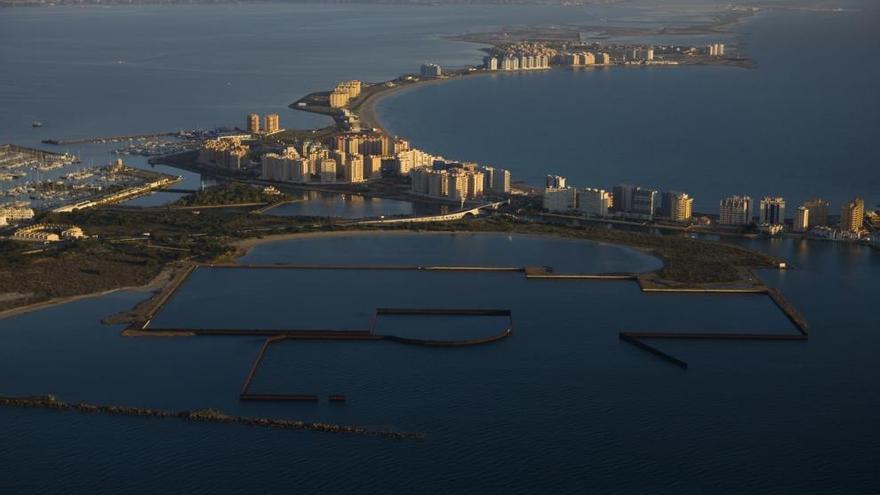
[1,2,879,493]
[2,232,878,493]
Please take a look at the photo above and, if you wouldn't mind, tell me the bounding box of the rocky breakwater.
[0,395,424,440]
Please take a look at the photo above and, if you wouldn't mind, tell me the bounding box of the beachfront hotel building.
[802,198,830,226]
[260,137,375,184]
[485,45,551,72]
[659,191,694,222]
[319,159,337,183]
[420,64,442,77]
[719,195,753,225]
[707,43,726,56]
[261,146,309,183]
[543,187,577,212]
[481,166,511,194]
[610,184,657,218]
[793,206,810,232]
[327,80,363,108]
[246,113,281,134]
[247,113,260,134]
[411,165,486,201]
[577,188,612,217]
[840,198,865,233]
[264,114,280,134]
[332,132,397,158]
[392,148,435,175]
[759,197,786,226]
[546,175,567,189]
[199,137,250,170]
[329,90,350,108]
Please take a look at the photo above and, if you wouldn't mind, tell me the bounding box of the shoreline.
[228,228,665,264]
[0,229,659,321]
[356,73,490,134]
[0,262,177,322]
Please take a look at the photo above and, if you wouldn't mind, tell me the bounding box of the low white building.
[0,205,35,222]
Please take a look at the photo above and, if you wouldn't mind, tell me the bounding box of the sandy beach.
[354,72,491,134]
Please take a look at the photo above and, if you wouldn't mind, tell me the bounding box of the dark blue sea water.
[1,232,878,493]
[1,3,879,493]
[377,3,880,213]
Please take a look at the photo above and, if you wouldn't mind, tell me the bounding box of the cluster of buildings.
[260,131,428,184]
[258,129,513,198]
[11,223,85,243]
[542,176,694,223]
[0,203,35,226]
[411,161,510,202]
[262,136,383,184]
[565,51,613,66]
[246,113,281,135]
[198,136,250,170]
[328,80,363,108]
[707,43,726,57]
[719,195,869,239]
[420,64,443,78]
[484,44,553,71]
[542,180,873,242]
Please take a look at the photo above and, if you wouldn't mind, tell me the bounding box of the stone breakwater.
[0,395,424,440]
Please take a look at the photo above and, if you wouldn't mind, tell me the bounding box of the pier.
[0,395,423,439]
[201,262,524,273]
[42,131,183,146]
[115,260,810,375]
[353,200,508,225]
[235,308,514,402]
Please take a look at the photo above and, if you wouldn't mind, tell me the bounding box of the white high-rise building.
[543,187,577,212]
[319,159,337,183]
[719,195,753,225]
[759,197,786,226]
[793,206,810,232]
[546,175,566,189]
[578,188,612,217]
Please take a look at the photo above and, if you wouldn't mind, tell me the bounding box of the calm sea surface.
[1,3,879,493]
[377,2,880,212]
[1,232,878,493]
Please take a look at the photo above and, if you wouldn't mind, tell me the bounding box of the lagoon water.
[1,2,879,493]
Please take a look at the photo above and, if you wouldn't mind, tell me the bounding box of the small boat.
[32,121,43,128]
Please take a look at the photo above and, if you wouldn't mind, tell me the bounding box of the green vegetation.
[174,182,289,207]
[0,208,326,312]
[0,208,778,314]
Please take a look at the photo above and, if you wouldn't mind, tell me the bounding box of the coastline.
[227,227,665,263]
[0,263,177,322]
[356,73,489,134]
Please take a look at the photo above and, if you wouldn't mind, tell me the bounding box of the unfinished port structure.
[115,259,809,376]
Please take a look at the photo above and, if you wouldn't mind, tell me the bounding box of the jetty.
[0,395,423,439]
[42,131,183,146]
[234,308,514,402]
